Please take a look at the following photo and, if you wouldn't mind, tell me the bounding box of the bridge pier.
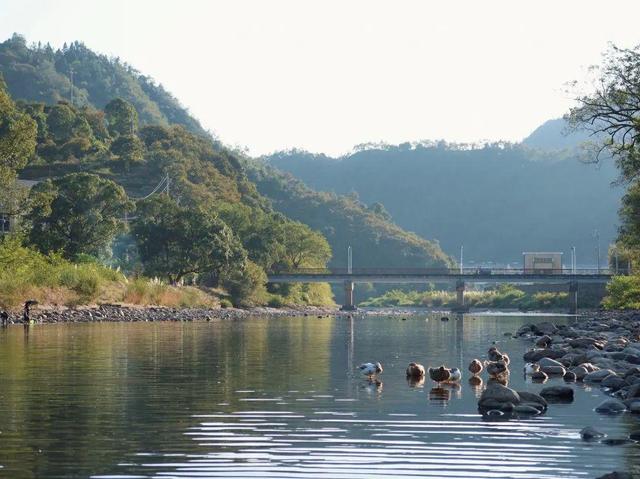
[568,281,578,314]
[453,280,467,312]
[341,280,356,311]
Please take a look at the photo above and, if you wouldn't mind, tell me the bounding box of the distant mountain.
[264,143,621,265]
[522,118,591,150]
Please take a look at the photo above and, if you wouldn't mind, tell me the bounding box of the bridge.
[267,268,615,313]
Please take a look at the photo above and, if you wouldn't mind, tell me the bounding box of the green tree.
[45,102,77,142]
[110,134,144,169]
[132,195,246,284]
[27,173,133,258]
[568,45,640,256]
[0,74,36,188]
[280,222,332,269]
[104,98,138,136]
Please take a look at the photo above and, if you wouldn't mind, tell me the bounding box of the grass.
[0,237,216,310]
[360,284,569,311]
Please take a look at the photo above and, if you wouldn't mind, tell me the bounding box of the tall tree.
[567,45,640,256]
[0,73,36,188]
[104,98,138,136]
[27,173,133,258]
[132,195,247,284]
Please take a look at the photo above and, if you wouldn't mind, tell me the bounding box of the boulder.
[517,391,547,410]
[541,365,566,375]
[531,371,548,382]
[628,401,640,413]
[568,337,606,349]
[540,386,574,401]
[580,426,605,441]
[523,348,568,362]
[595,399,627,414]
[571,366,589,381]
[596,472,633,479]
[534,322,558,336]
[601,375,626,391]
[536,335,552,347]
[516,324,535,336]
[478,383,520,409]
[513,404,541,414]
[625,383,640,400]
[585,369,617,382]
[539,357,564,368]
[563,371,577,382]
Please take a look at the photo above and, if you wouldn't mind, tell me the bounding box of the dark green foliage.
[246,161,452,269]
[110,134,144,170]
[0,73,36,187]
[132,195,246,285]
[0,35,207,136]
[26,173,133,259]
[104,98,138,136]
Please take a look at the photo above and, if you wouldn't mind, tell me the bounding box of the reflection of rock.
[407,376,425,388]
[429,387,450,402]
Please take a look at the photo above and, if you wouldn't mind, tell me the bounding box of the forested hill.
[0,34,207,136]
[522,118,591,150]
[265,143,622,265]
[0,34,453,273]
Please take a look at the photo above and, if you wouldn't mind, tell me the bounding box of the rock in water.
[584,369,617,382]
[595,399,627,414]
[478,383,520,410]
[540,386,574,401]
[563,371,577,382]
[596,472,633,479]
[531,371,548,382]
[580,426,605,441]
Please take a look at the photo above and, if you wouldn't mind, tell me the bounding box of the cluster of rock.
[478,382,548,416]
[517,314,640,415]
[0,304,343,324]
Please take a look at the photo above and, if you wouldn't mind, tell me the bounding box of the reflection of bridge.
[267,268,615,313]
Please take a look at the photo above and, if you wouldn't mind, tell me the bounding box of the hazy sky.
[2,0,640,155]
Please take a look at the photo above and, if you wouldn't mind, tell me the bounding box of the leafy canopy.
[132,195,246,285]
[27,172,133,259]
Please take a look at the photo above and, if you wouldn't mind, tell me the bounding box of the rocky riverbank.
[0,303,344,324]
[475,310,640,479]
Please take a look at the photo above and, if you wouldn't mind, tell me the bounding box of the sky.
[2,0,640,156]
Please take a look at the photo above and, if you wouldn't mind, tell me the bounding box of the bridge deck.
[267,268,613,284]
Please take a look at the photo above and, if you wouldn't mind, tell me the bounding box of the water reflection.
[0,314,639,478]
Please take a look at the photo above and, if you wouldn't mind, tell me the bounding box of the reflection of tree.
[0,318,334,477]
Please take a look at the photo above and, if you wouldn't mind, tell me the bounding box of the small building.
[523,252,563,274]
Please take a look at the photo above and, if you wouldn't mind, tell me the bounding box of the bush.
[220,299,233,308]
[267,296,286,308]
[603,275,640,309]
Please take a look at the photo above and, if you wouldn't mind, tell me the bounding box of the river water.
[0,313,639,478]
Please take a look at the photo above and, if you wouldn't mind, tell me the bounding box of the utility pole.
[571,246,576,274]
[593,229,601,273]
[347,245,352,274]
[460,245,463,274]
[165,173,170,198]
[69,68,74,106]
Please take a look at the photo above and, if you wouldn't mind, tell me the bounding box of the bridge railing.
[269,267,617,276]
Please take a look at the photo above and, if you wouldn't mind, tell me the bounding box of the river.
[0,313,639,478]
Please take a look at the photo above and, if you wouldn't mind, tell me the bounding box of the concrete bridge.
[267,268,614,313]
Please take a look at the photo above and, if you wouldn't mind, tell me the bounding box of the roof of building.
[522,252,564,255]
